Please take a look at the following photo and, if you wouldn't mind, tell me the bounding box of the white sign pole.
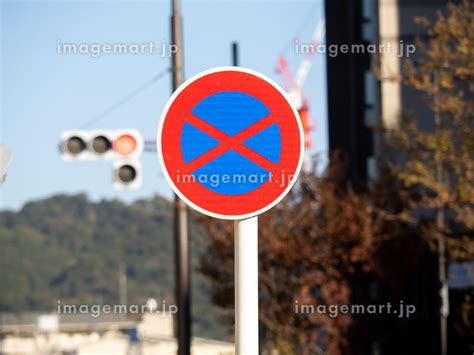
[234,216,259,355]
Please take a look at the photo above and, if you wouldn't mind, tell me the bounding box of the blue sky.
[1,0,327,211]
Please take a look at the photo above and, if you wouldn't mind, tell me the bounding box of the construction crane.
[276,19,325,171]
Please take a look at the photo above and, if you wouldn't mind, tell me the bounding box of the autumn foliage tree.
[199,159,424,354]
[199,1,474,353]
[393,0,474,261]
[389,0,474,349]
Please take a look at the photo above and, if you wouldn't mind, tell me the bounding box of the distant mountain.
[0,193,230,340]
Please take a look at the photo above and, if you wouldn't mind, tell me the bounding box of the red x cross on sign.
[158,67,304,219]
[183,113,278,175]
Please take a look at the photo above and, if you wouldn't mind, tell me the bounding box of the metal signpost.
[157,67,304,354]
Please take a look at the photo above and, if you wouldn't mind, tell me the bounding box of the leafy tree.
[199,1,474,353]
[199,160,425,354]
[394,0,474,261]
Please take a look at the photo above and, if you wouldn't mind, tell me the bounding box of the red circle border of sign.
[157,67,304,220]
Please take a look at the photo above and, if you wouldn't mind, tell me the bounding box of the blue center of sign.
[180,91,282,195]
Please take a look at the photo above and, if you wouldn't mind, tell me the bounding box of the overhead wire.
[80,67,171,129]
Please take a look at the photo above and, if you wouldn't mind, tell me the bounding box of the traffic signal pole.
[170,0,191,354]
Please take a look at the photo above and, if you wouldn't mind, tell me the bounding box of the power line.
[80,67,171,129]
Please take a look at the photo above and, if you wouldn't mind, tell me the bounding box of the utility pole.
[434,72,448,355]
[170,1,190,355]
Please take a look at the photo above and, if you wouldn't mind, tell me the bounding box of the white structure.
[0,312,234,355]
[0,144,12,184]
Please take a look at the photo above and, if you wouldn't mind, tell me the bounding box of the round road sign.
[157,67,304,219]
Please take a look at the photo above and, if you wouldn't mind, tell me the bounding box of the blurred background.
[1,0,473,354]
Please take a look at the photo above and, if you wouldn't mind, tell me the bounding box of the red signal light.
[113,134,137,156]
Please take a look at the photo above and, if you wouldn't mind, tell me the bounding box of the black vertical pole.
[170,0,190,354]
[232,42,239,66]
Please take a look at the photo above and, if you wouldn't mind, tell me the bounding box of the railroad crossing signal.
[60,129,143,189]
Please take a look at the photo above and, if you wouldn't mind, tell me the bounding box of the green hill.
[0,193,230,340]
